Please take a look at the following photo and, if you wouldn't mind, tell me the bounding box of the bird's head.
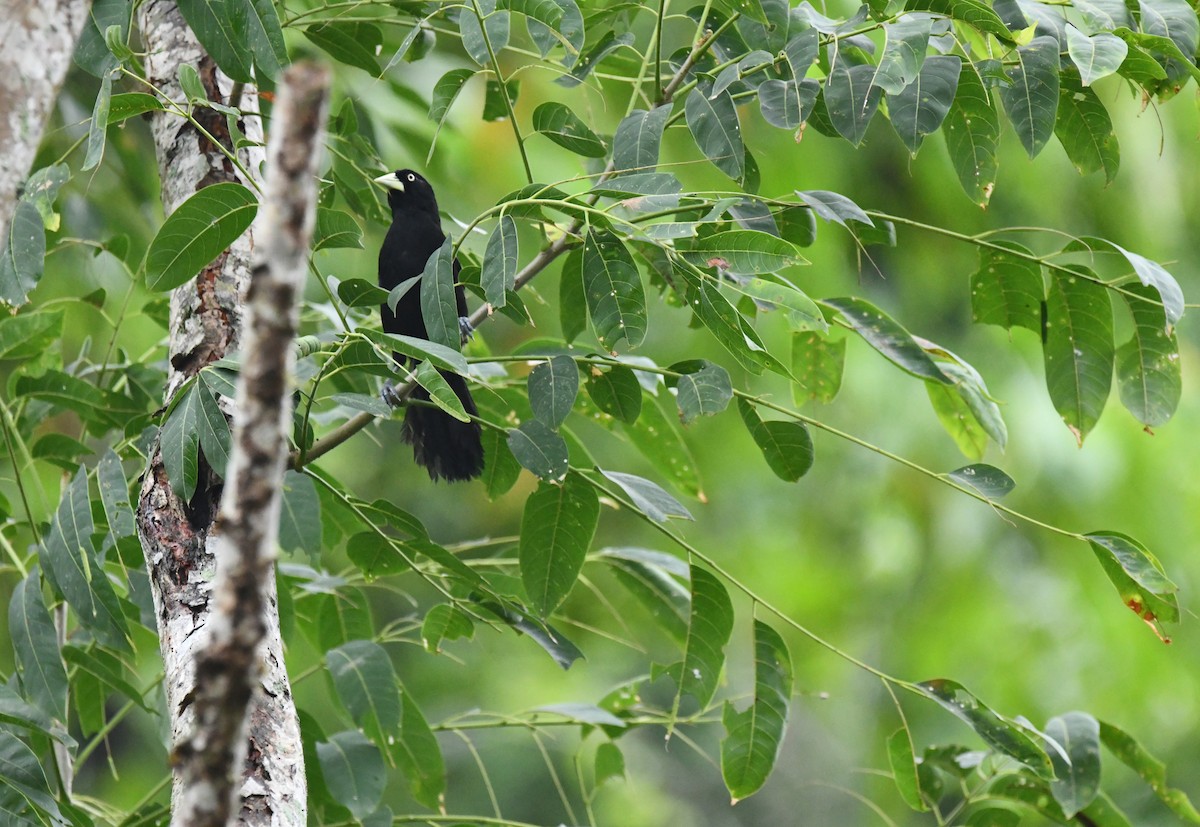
[372,169,439,216]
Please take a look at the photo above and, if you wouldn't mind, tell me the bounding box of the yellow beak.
[373,172,404,191]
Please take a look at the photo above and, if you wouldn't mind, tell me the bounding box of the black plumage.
[375,169,484,482]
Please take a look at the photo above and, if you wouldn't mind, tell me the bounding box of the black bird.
[373,169,484,482]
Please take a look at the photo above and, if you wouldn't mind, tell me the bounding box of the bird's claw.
[380,380,403,408]
[458,316,475,345]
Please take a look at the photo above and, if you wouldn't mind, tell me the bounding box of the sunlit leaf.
[1116,284,1181,427]
[1046,711,1101,816]
[1086,531,1178,629]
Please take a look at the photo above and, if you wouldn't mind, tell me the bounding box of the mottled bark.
[172,62,327,827]
[0,0,91,237]
[133,2,305,824]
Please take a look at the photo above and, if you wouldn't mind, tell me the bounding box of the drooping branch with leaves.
[1,0,1198,825]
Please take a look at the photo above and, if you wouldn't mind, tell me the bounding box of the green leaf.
[1055,74,1119,183]
[346,532,408,580]
[905,0,1016,41]
[0,683,66,743]
[532,101,606,157]
[316,731,386,820]
[529,355,579,428]
[686,81,745,180]
[821,297,952,383]
[328,640,401,738]
[686,231,802,274]
[873,17,934,94]
[419,238,460,352]
[195,377,230,478]
[791,332,845,405]
[922,340,1008,454]
[460,0,510,66]
[479,601,584,668]
[482,214,518,308]
[671,261,778,376]
[0,201,46,306]
[556,30,633,87]
[106,92,163,124]
[428,67,476,137]
[658,566,734,709]
[98,449,135,544]
[421,603,475,652]
[727,278,824,332]
[672,361,732,423]
[1001,36,1061,159]
[39,468,130,650]
[414,360,470,422]
[582,230,647,349]
[520,474,600,616]
[825,63,882,146]
[478,413,522,499]
[311,590,373,652]
[278,471,321,558]
[1066,24,1128,85]
[1098,719,1200,821]
[889,55,961,155]
[0,308,62,360]
[721,620,792,801]
[601,547,689,642]
[1086,531,1179,628]
[943,60,1000,205]
[559,248,587,343]
[303,22,381,74]
[391,690,446,810]
[946,464,1016,498]
[313,208,363,252]
[1066,237,1184,326]
[9,574,69,722]
[595,742,625,785]
[970,242,1044,332]
[585,366,642,423]
[1116,284,1181,427]
[160,383,200,501]
[0,731,60,820]
[366,330,469,375]
[75,0,132,77]
[1043,268,1114,445]
[508,419,570,481]
[1136,0,1200,88]
[794,189,872,228]
[243,0,289,80]
[144,183,257,292]
[621,394,702,498]
[83,72,113,171]
[737,397,814,482]
[613,105,671,172]
[888,726,928,811]
[599,470,693,522]
[1046,711,1101,816]
[917,679,1054,777]
[61,645,152,711]
[177,0,252,81]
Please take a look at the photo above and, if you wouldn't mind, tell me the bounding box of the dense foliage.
[1,0,1198,824]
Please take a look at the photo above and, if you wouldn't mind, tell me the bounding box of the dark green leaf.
[83,73,113,171]
[98,449,135,543]
[686,81,745,180]
[39,469,130,650]
[160,383,200,501]
[428,67,476,136]
[460,0,510,67]
[106,92,163,123]
[888,726,928,811]
[821,296,952,383]
[479,418,522,499]
[0,309,62,359]
[585,366,642,423]
[316,731,386,820]
[328,640,401,737]
[791,331,845,405]
[144,183,258,292]
[621,393,702,498]
[508,419,570,480]
[1116,284,1180,427]
[737,398,814,482]
[346,531,410,580]
[195,378,230,477]
[582,230,647,349]
[601,547,690,642]
[943,60,1000,205]
[9,574,69,722]
[278,471,321,558]
[672,361,732,423]
[419,238,460,351]
[873,17,933,94]
[1001,36,1061,159]
[599,469,693,522]
[686,231,802,274]
[612,105,671,172]
[313,590,374,652]
[556,30,634,87]
[1046,711,1101,816]
[532,101,606,156]
[421,603,475,652]
[658,566,734,708]
[529,355,579,428]
[794,189,873,227]
[0,201,46,307]
[1055,74,1119,183]
[1098,719,1200,821]
[478,600,584,668]
[313,208,363,252]
[721,620,792,801]
[177,0,251,81]
[414,360,471,421]
[0,731,60,820]
[825,63,882,146]
[559,248,587,342]
[339,277,390,308]
[946,464,1016,498]
[1086,531,1178,627]
[244,0,289,80]
[1043,267,1114,445]
[889,55,961,155]
[1065,237,1184,326]
[303,22,381,74]
[905,0,1015,41]
[392,690,446,809]
[917,679,1054,777]
[758,79,820,130]
[970,242,1044,332]
[482,214,518,308]
[520,474,600,615]
[671,262,779,376]
[75,0,132,77]
[62,645,153,711]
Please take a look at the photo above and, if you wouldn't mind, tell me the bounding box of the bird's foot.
[380,380,403,408]
[458,316,475,345]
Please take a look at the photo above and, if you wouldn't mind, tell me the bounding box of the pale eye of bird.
[407,173,415,182]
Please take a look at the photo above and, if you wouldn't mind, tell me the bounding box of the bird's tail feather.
[402,371,485,482]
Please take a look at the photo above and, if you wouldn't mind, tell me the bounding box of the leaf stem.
[471,0,534,183]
